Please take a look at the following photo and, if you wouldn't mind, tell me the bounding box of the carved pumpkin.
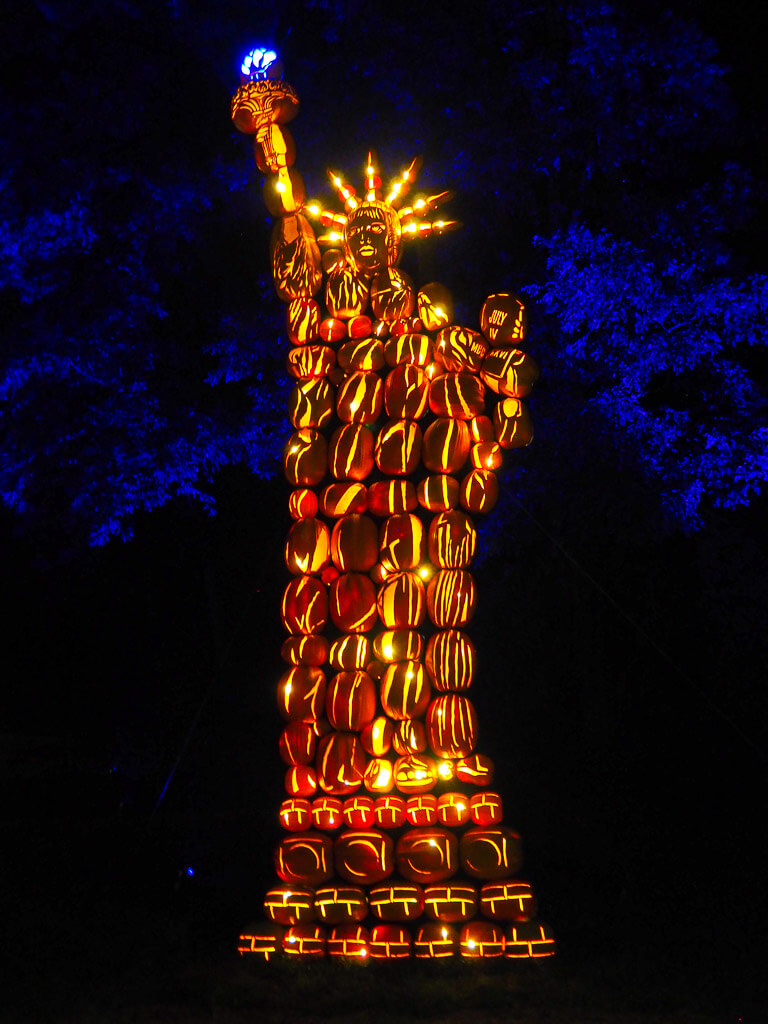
[327,924,370,958]
[480,348,539,398]
[281,576,328,635]
[348,314,373,339]
[379,513,425,572]
[314,886,368,924]
[330,514,378,572]
[380,661,431,720]
[237,922,284,961]
[422,418,470,474]
[384,363,429,419]
[480,881,537,921]
[504,922,556,958]
[363,758,395,793]
[336,370,384,424]
[264,886,316,925]
[288,378,334,430]
[417,474,459,512]
[416,282,454,331]
[329,573,378,633]
[286,343,335,381]
[455,754,495,786]
[280,633,328,667]
[334,829,395,885]
[329,633,370,670]
[470,441,503,471]
[425,629,475,691]
[479,292,527,347]
[286,296,321,345]
[318,316,347,344]
[436,792,471,827]
[428,510,477,568]
[263,167,306,216]
[279,797,311,831]
[405,794,438,826]
[493,396,534,449]
[392,719,427,755]
[469,791,503,825]
[426,569,477,628]
[311,796,343,830]
[373,629,423,663]
[434,326,487,373]
[317,732,365,795]
[277,666,326,722]
[320,482,368,517]
[342,795,375,828]
[288,488,319,520]
[414,923,459,958]
[371,267,415,322]
[326,670,377,731]
[373,794,406,829]
[383,331,431,367]
[396,826,458,883]
[337,335,385,372]
[325,262,370,319]
[369,883,425,921]
[393,754,438,795]
[428,372,486,420]
[469,415,494,443]
[376,571,426,629]
[275,832,334,886]
[459,826,524,880]
[283,428,328,487]
[360,716,394,756]
[283,923,327,957]
[284,765,317,798]
[426,693,478,759]
[328,423,375,480]
[366,479,418,517]
[423,884,478,923]
[285,517,331,575]
[375,419,422,476]
[279,722,317,765]
[460,469,499,514]
[368,923,412,959]
[459,921,505,958]
[269,212,322,302]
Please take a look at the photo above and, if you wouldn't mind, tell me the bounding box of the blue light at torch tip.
[241,48,278,79]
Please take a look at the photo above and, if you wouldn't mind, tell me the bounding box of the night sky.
[2,0,767,1013]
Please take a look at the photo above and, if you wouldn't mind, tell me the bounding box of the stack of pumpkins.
[237,289,554,961]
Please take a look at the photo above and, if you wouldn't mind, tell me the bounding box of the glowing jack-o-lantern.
[334,829,395,884]
[395,827,458,883]
[417,474,459,512]
[426,693,478,759]
[414,923,459,957]
[423,884,478,923]
[336,370,383,424]
[329,423,375,481]
[270,213,323,303]
[425,629,476,691]
[311,796,343,830]
[237,922,285,961]
[317,732,365,795]
[367,479,418,517]
[330,573,378,633]
[343,795,375,828]
[417,282,454,331]
[469,791,503,825]
[374,794,406,829]
[380,661,430,720]
[379,513,425,572]
[459,826,524,880]
[277,666,326,722]
[384,331,431,367]
[326,670,377,731]
[428,510,477,569]
[434,326,487,373]
[459,921,505,958]
[460,468,499,514]
[360,716,394,757]
[363,758,395,793]
[283,923,327,957]
[279,721,317,765]
[393,718,427,755]
[329,633,371,670]
[372,268,415,322]
[368,923,412,959]
[422,418,470,475]
[284,765,317,798]
[286,296,321,345]
[283,428,328,486]
[375,419,422,476]
[504,922,556,959]
[288,377,334,430]
[286,342,335,381]
[275,832,334,886]
[384,363,429,419]
[281,633,328,667]
[480,881,537,922]
[455,754,495,786]
[373,629,423,663]
[479,292,527,347]
[264,886,315,925]
[369,883,425,922]
[426,569,477,628]
[405,794,438,826]
[314,885,368,924]
[330,514,378,572]
[428,372,485,420]
[325,263,370,319]
[287,488,319,521]
[327,924,370,958]
[376,572,426,629]
[321,481,368,517]
[281,576,328,635]
[436,792,471,827]
[285,517,331,575]
[337,335,385,372]
[279,797,311,831]
[393,754,438,794]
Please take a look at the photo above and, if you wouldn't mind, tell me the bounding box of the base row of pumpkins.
[238,919,555,960]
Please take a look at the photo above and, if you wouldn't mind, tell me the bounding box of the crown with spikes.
[304,151,459,248]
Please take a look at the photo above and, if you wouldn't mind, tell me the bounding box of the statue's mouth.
[358,244,375,256]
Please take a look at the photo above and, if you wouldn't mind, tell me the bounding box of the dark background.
[2,2,767,1019]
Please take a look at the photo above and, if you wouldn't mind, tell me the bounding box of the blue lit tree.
[1,0,765,548]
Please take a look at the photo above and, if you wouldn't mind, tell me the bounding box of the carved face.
[343,201,402,273]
